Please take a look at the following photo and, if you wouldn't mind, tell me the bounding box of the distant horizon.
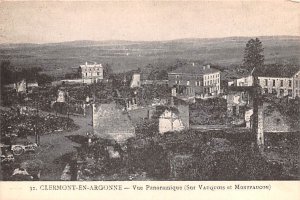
[1,35,299,46]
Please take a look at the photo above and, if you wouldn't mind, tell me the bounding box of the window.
[175,80,179,84]
[97,72,99,76]
[280,89,284,96]
[288,89,292,96]
[273,80,275,87]
[280,80,283,87]
[86,73,88,77]
[232,106,237,116]
[187,81,190,86]
[265,79,268,86]
[289,80,292,87]
[176,75,179,79]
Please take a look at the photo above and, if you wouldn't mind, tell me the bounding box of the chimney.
[192,62,195,67]
[85,62,87,66]
[207,65,210,69]
[203,66,206,70]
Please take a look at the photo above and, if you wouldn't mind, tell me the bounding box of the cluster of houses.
[55,61,300,101]
[8,61,299,145]
[72,61,299,150]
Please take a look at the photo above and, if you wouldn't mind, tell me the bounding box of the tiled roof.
[254,64,300,78]
[169,63,220,75]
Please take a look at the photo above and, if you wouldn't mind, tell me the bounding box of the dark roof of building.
[224,68,252,81]
[168,63,220,75]
[254,64,300,78]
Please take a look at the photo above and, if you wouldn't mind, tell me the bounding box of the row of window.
[203,86,220,93]
[174,74,220,80]
[204,79,219,86]
[82,68,102,72]
[175,79,219,86]
[83,72,101,77]
[263,88,293,96]
[263,79,292,87]
[204,74,219,80]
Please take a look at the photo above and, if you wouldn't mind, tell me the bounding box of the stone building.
[168,63,221,100]
[79,62,103,84]
[93,102,135,144]
[156,98,189,134]
[255,65,300,98]
[226,87,254,127]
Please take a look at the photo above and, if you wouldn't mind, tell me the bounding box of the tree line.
[0,60,53,86]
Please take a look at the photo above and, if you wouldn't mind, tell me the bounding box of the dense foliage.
[243,38,264,71]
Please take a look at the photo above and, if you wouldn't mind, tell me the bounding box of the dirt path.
[28,112,92,180]
[1,106,92,180]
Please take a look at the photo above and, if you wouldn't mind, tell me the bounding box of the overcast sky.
[0,0,299,44]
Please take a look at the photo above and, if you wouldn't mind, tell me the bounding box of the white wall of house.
[159,110,185,134]
[293,71,300,98]
[130,73,141,88]
[203,72,221,94]
[258,76,293,97]
[80,62,103,83]
[228,76,253,87]
[237,76,253,86]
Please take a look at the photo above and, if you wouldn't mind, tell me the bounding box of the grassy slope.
[0,36,299,77]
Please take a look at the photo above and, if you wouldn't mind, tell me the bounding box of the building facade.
[256,65,300,98]
[228,75,253,87]
[168,64,221,99]
[226,87,254,127]
[293,70,300,98]
[79,62,103,84]
[258,76,294,97]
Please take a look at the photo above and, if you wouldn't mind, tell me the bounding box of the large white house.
[79,62,103,84]
[256,65,300,98]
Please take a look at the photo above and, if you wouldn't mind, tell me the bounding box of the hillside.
[0,36,299,78]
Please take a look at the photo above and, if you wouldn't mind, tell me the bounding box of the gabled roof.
[254,64,300,78]
[168,63,220,75]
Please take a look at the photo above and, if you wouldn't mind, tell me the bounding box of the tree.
[37,73,53,86]
[0,60,15,85]
[103,64,113,79]
[243,38,264,71]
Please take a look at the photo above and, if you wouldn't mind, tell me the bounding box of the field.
[0,36,299,78]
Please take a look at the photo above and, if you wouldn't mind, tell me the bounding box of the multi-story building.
[256,65,300,98]
[79,62,103,84]
[168,63,221,99]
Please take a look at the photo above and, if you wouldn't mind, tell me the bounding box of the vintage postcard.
[0,0,299,199]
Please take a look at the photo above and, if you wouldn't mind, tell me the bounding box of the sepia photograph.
[0,0,299,184]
